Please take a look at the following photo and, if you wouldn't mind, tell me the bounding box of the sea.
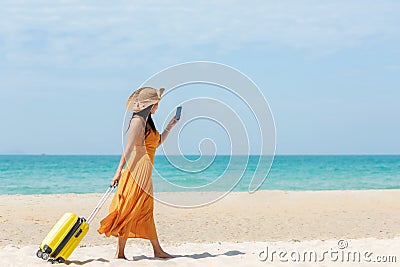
[0,155,399,195]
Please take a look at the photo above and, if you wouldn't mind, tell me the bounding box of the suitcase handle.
[86,185,117,224]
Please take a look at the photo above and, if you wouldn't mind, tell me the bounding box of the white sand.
[0,190,399,266]
[1,238,399,266]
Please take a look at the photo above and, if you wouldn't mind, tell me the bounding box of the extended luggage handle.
[85,184,117,224]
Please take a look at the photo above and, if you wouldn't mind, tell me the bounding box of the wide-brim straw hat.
[126,87,165,112]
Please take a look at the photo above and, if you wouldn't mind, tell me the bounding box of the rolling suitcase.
[36,185,116,263]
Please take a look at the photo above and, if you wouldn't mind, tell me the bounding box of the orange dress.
[97,129,160,240]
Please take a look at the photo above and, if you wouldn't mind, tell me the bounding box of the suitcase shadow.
[66,258,110,265]
[65,250,244,264]
[132,250,245,261]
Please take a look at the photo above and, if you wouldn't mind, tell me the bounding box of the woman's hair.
[145,114,156,137]
[126,105,157,137]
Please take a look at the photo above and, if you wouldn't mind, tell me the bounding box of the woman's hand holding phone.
[166,106,181,131]
[166,117,179,131]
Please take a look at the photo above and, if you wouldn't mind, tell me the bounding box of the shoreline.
[2,187,400,196]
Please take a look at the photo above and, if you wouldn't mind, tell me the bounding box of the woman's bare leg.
[115,236,128,259]
[150,238,174,258]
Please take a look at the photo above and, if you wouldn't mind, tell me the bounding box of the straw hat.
[126,87,165,112]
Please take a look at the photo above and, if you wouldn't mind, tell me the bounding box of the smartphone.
[175,106,182,120]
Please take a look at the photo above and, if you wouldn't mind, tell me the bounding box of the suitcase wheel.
[36,249,43,258]
[41,252,49,261]
[49,258,64,264]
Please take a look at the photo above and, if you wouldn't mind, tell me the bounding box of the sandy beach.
[1,190,399,266]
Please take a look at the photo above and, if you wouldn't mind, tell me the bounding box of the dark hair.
[125,105,157,137]
[145,114,156,137]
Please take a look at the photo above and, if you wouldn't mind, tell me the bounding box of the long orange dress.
[97,128,160,240]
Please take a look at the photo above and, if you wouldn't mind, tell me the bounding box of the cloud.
[0,0,399,68]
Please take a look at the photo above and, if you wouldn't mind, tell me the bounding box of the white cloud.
[0,0,399,67]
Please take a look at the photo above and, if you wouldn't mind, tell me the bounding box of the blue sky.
[0,0,399,154]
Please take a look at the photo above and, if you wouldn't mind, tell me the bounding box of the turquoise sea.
[0,155,399,194]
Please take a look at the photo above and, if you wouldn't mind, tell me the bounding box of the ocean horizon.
[0,154,399,195]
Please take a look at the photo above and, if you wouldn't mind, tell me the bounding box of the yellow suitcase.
[36,185,115,263]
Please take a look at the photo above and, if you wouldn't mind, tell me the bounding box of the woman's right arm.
[111,117,143,186]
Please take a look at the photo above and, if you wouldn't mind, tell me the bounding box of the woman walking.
[97,87,178,259]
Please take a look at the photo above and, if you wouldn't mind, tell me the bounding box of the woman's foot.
[114,254,127,260]
[154,250,174,259]
[115,236,128,260]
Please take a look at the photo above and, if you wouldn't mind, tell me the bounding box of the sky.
[0,0,399,155]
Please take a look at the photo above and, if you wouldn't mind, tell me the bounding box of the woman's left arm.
[158,117,179,147]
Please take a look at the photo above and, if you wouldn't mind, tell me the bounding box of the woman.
[97,87,178,259]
